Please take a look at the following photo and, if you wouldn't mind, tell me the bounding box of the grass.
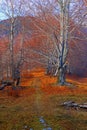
[0,68,87,130]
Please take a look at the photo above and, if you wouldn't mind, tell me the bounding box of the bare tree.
[24,0,87,85]
[53,0,70,85]
[0,0,25,86]
[0,0,87,87]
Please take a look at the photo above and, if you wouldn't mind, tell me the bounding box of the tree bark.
[58,65,67,85]
[57,0,70,85]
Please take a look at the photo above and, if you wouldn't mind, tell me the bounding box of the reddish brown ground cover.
[0,68,87,98]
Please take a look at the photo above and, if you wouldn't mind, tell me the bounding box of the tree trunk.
[10,18,14,80]
[58,67,66,85]
[56,0,70,85]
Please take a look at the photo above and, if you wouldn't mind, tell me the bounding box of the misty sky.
[0,0,6,20]
[0,12,7,20]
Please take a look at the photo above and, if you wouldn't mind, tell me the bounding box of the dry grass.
[0,68,87,130]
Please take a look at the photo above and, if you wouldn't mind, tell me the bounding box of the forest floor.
[0,68,87,130]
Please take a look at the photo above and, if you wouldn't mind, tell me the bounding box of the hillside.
[0,16,87,76]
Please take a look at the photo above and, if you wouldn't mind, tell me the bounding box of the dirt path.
[34,78,52,130]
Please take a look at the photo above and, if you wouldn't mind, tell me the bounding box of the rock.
[30,128,33,130]
[24,125,28,129]
[62,101,75,106]
[43,128,47,130]
[79,104,87,109]
[47,127,52,130]
[39,117,45,124]
[61,101,79,110]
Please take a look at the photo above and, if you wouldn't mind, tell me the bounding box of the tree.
[24,0,70,85]
[24,0,87,85]
[55,0,70,85]
[0,0,25,86]
[0,0,87,86]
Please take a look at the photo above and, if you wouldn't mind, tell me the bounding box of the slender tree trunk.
[57,0,70,85]
[10,18,15,80]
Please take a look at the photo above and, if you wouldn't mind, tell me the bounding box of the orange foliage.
[7,88,21,97]
[21,68,87,96]
[0,68,87,98]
